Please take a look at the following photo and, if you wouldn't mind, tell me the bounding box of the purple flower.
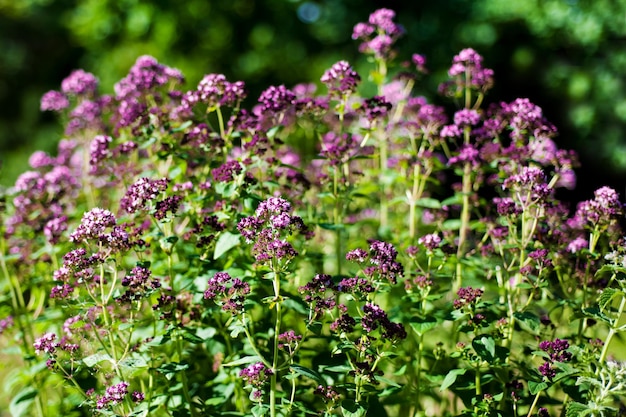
[538,338,571,381]
[352,22,375,40]
[118,266,160,302]
[68,99,102,132]
[204,272,250,314]
[361,95,392,122]
[34,332,58,355]
[448,144,480,167]
[44,216,68,244]
[537,408,550,417]
[258,85,296,113]
[120,177,169,214]
[212,160,243,182]
[417,233,441,251]
[352,8,404,59]
[0,316,13,335]
[330,313,357,333]
[412,53,427,73]
[321,60,361,96]
[314,385,340,403]
[278,330,302,350]
[96,381,129,409]
[28,151,54,168]
[61,69,98,96]
[70,208,116,243]
[454,286,483,309]
[362,303,407,340]
[72,210,110,239]
[114,55,183,99]
[574,186,623,228]
[440,48,494,95]
[567,236,588,253]
[298,274,337,315]
[240,362,272,388]
[132,391,145,403]
[453,109,481,127]
[40,90,69,112]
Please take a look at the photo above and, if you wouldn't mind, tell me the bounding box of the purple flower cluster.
[320,61,361,97]
[258,85,296,114]
[361,303,407,341]
[34,332,58,355]
[298,274,337,317]
[352,8,404,59]
[40,90,70,112]
[440,48,494,95]
[62,69,99,96]
[69,208,130,251]
[361,95,392,123]
[318,132,371,169]
[96,381,129,409]
[237,197,311,264]
[538,338,571,381]
[112,55,183,129]
[114,55,183,99]
[212,160,243,182]
[417,233,442,251]
[239,362,272,400]
[120,177,169,214]
[277,330,302,351]
[89,135,113,174]
[118,266,161,303]
[51,248,103,298]
[176,74,246,117]
[40,69,99,114]
[203,272,251,314]
[314,385,340,403]
[0,316,13,335]
[574,186,623,229]
[453,286,484,309]
[5,141,80,250]
[345,240,404,284]
[502,166,551,204]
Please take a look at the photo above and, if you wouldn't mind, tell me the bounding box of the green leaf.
[203,397,226,406]
[83,352,113,368]
[9,387,38,417]
[214,232,241,259]
[317,222,345,231]
[472,335,496,362]
[290,364,325,385]
[513,311,541,335]
[415,197,441,209]
[181,329,204,344]
[598,288,618,310]
[581,307,613,325]
[441,219,462,230]
[409,316,438,336]
[566,401,589,417]
[440,368,467,391]
[157,362,189,380]
[222,356,263,367]
[341,399,367,417]
[528,380,549,395]
[282,297,308,315]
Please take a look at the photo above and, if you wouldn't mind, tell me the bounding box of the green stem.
[598,293,626,366]
[270,269,284,417]
[455,160,472,291]
[526,390,542,417]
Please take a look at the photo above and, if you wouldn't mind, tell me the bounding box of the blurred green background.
[1,0,626,202]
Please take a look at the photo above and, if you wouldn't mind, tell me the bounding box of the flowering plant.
[2,8,626,417]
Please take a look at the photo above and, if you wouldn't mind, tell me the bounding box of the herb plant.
[1,8,625,417]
